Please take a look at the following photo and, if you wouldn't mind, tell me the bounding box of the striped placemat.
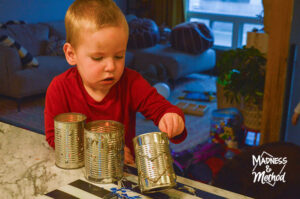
[44,165,228,199]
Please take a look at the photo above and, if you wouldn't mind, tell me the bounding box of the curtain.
[145,0,186,28]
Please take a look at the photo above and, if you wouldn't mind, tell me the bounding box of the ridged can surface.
[84,120,124,184]
[54,112,86,169]
[133,132,176,193]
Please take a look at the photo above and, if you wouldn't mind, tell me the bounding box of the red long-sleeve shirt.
[44,67,187,154]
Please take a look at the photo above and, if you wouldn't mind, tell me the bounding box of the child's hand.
[292,113,299,125]
[124,146,135,165]
[158,113,185,138]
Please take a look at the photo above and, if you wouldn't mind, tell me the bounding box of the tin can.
[84,120,124,183]
[54,112,86,169]
[133,132,176,193]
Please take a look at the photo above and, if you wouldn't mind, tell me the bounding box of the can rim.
[85,120,124,133]
[133,131,166,142]
[54,112,87,123]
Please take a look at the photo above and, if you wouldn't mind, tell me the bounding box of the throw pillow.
[125,14,137,24]
[0,20,25,29]
[127,18,160,49]
[45,35,65,56]
[5,23,49,56]
[170,22,214,54]
[0,35,39,68]
[0,20,49,56]
[4,20,26,25]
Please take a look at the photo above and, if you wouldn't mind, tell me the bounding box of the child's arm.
[130,71,187,143]
[44,78,69,149]
[292,102,300,125]
[292,113,299,125]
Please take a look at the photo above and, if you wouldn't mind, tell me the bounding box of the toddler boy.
[44,0,187,164]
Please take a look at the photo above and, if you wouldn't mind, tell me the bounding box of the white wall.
[0,0,127,24]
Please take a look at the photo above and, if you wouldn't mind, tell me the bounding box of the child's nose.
[104,58,116,72]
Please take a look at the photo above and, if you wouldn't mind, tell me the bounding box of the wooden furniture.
[261,0,294,143]
[176,102,208,116]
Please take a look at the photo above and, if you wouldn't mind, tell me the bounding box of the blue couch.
[0,20,215,108]
[127,43,215,83]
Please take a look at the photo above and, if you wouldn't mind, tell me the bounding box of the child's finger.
[159,113,185,138]
[170,115,178,136]
[173,115,184,137]
[159,118,168,134]
[178,116,184,133]
[124,146,134,163]
[124,150,134,164]
[124,146,130,153]
[124,156,134,164]
[163,117,172,137]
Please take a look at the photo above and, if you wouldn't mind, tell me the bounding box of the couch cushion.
[0,35,39,68]
[5,56,71,98]
[8,68,52,98]
[45,35,65,56]
[36,56,71,77]
[0,20,26,29]
[128,18,160,49]
[0,45,22,96]
[125,51,134,67]
[44,21,66,40]
[0,23,49,56]
[128,44,216,81]
[171,22,214,54]
[0,28,10,39]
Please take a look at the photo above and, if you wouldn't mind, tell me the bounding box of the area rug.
[0,74,217,152]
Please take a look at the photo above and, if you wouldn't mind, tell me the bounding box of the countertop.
[0,121,252,199]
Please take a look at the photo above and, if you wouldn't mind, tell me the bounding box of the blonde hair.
[65,0,128,48]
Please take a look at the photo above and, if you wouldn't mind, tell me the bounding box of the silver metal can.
[54,112,86,169]
[84,120,124,183]
[133,132,177,193]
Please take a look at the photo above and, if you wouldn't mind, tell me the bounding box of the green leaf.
[216,46,266,106]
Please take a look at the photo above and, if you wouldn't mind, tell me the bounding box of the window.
[212,21,233,47]
[187,0,264,49]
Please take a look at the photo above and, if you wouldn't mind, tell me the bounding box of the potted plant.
[216,46,267,130]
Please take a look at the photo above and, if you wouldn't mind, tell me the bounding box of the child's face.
[69,25,128,93]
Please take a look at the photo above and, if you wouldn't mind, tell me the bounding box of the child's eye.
[92,57,103,61]
[114,56,124,60]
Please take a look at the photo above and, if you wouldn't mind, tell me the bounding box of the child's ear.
[63,42,76,66]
